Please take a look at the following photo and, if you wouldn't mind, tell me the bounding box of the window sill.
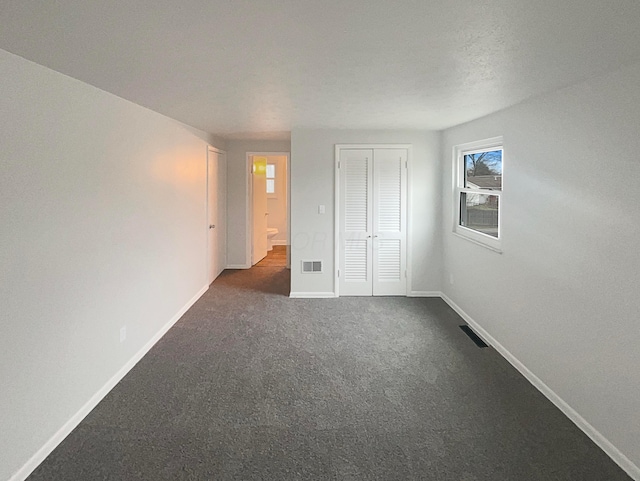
[452,230,503,254]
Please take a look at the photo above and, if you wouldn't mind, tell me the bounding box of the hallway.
[255,245,287,268]
[29,267,630,480]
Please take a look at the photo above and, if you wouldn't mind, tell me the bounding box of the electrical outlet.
[318,204,325,214]
[120,326,127,343]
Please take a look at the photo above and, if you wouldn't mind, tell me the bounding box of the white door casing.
[217,152,227,275]
[252,156,268,265]
[337,146,408,296]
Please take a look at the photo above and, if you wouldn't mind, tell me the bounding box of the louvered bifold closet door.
[372,149,407,296]
[339,149,373,296]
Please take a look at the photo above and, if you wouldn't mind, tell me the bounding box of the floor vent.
[302,260,322,273]
[459,325,488,348]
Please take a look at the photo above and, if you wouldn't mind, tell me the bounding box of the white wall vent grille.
[302,260,323,273]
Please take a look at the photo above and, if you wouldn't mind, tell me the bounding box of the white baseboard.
[439,293,492,346]
[440,293,640,481]
[407,290,442,297]
[10,284,209,481]
[289,291,337,298]
[226,263,251,269]
[271,240,287,246]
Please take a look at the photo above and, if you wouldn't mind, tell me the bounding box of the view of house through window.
[461,150,502,237]
[454,138,503,250]
[266,163,275,195]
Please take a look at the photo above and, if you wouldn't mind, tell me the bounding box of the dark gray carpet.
[29,267,631,480]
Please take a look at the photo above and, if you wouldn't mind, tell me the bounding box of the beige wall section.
[441,61,640,474]
[290,129,442,296]
[226,139,291,267]
[0,49,224,481]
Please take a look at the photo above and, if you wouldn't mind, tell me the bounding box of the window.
[266,163,276,196]
[454,137,503,251]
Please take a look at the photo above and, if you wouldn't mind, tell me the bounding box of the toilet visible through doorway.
[267,227,278,251]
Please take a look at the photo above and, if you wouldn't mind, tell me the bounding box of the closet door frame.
[334,144,413,297]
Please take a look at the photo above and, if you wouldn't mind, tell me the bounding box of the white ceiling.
[2,0,640,139]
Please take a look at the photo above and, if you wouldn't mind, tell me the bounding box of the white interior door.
[252,156,268,264]
[339,149,373,296]
[372,149,407,295]
[338,147,407,296]
[208,148,225,283]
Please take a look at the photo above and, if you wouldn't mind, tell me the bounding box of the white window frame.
[266,162,277,198]
[453,136,503,253]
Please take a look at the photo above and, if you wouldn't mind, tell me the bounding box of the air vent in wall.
[302,260,323,273]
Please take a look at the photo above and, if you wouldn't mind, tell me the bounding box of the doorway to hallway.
[248,152,290,267]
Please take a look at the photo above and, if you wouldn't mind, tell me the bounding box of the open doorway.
[248,152,290,268]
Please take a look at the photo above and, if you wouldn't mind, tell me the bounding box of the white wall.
[226,140,291,267]
[266,155,288,244]
[0,49,222,481]
[290,129,442,296]
[441,61,640,475]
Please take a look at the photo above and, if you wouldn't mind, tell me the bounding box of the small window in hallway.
[266,163,276,196]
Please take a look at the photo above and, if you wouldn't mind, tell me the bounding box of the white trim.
[9,284,209,481]
[289,291,337,298]
[451,231,503,254]
[439,293,492,346]
[286,148,291,270]
[334,144,412,297]
[265,161,277,199]
[226,263,251,269]
[246,153,252,267]
[405,145,414,294]
[207,146,226,155]
[440,293,640,481]
[220,151,228,276]
[407,290,442,297]
[207,146,214,284]
[453,137,503,252]
[271,239,287,246]
[453,136,504,155]
[333,145,341,297]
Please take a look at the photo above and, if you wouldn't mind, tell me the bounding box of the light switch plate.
[318,205,325,214]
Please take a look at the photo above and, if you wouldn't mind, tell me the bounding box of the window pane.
[266,164,275,179]
[464,150,502,190]
[460,193,499,238]
[266,179,275,194]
